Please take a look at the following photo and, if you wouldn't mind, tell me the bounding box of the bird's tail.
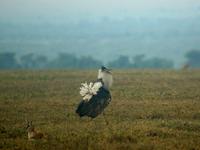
[79,82,102,101]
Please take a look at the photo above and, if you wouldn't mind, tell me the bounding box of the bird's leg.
[103,112,109,126]
[85,117,93,147]
[94,118,99,133]
[87,117,96,135]
[90,118,99,133]
[102,112,113,135]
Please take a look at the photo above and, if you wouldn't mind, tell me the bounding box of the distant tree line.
[0,50,200,69]
[184,50,200,68]
[108,54,174,69]
[0,52,102,69]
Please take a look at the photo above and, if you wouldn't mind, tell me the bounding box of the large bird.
[76,66,113,118]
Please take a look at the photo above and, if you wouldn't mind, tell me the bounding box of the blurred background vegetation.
[0,50,200,69]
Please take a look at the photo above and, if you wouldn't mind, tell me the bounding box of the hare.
[26,121,44,140]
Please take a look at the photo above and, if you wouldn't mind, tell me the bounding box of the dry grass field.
[0,69,200,150]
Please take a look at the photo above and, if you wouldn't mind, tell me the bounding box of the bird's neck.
[98,71,113,90]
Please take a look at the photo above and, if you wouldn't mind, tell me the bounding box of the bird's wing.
[76,87,111,118]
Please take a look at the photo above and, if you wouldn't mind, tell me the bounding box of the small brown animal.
[26,121,44,140]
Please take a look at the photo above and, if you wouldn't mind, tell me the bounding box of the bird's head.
[101,66,112,74]
[98,66,113,89]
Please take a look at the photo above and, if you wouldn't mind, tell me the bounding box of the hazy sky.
[0,0,200,68]
[0,0,200,21]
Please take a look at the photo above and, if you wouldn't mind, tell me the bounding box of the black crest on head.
[101,66,107,71]
[101,66,111,73]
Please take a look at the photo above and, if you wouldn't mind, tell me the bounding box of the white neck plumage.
[98,69,113,90]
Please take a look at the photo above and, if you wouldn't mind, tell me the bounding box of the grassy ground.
[0,69,200,150]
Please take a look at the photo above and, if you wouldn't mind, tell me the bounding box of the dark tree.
[78,56,102,69]
[132,54,145,68]
[108,55,132,68]
[20,53,36,69]
[144,57,174,69]
[34,55,48,69]
[185,50,200,68]
[49,53,78,68]
[0,52,20,69]
[20,53,48,69]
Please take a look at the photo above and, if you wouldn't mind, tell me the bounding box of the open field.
[0,69,200,150]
